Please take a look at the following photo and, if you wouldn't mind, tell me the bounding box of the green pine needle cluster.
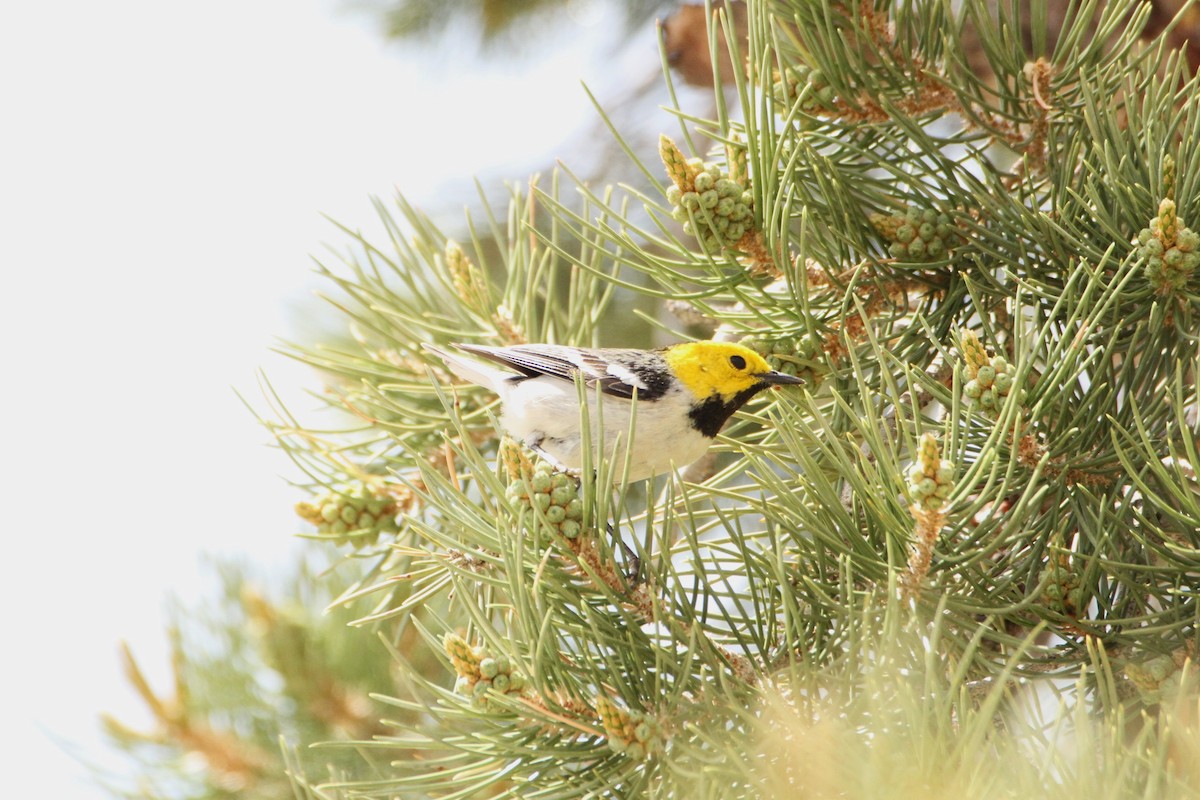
[106,0,1200,797]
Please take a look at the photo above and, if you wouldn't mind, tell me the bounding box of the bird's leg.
[525,435,582,478]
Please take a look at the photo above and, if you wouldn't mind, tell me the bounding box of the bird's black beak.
[759,370,806,386]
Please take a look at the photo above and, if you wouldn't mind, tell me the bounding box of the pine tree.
[106,1,1200,797]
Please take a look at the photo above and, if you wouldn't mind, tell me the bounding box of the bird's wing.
[453,344,645,399]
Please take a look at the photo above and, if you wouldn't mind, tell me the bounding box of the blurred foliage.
[99,557,441,799]
[348,0,666,50]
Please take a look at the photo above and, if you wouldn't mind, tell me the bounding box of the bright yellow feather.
[661,341,777,401]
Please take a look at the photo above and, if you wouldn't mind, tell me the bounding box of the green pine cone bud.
[961,337,1021,419]
[595,696,660,760]
[1140,200,1199,293]
[509,459,586,541]
[716,178,741,198]
[878,207,961,261]
[564,498,584,520]
[669,158,759,256]
[1140,236,1164,258]
[909,435,954,511]
[297,483,400,547]
[530,471,553,493]
[1178,229,1198,252]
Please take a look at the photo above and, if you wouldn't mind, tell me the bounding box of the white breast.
[500,378,709,481]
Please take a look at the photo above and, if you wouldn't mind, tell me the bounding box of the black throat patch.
[687,384,768,438]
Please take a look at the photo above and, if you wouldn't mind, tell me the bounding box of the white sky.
[0,0,664,794]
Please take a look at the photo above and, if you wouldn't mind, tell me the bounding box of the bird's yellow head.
[662,341,804,402]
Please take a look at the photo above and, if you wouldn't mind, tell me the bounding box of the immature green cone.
[908,434,954,511]
[1124,644,1195,706]
[741,333,824,385]
[873,206,961,262]
[595,695,662,761]
[771,63,835,114]
[959,331,1020,418]
[295,481,402,548]
[1039,551,1086,618]
[444,633,529,711]
[661,135,761,261]
[1138,198,1200,295]
[506,454,586,540]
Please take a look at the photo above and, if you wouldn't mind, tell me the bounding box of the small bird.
[427,341,804,481]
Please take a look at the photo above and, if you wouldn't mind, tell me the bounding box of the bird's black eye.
[729,355,747,370]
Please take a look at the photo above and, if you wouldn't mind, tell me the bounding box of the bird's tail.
[423,344,511,393]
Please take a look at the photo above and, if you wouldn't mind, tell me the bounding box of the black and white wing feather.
[451,344,668,400]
